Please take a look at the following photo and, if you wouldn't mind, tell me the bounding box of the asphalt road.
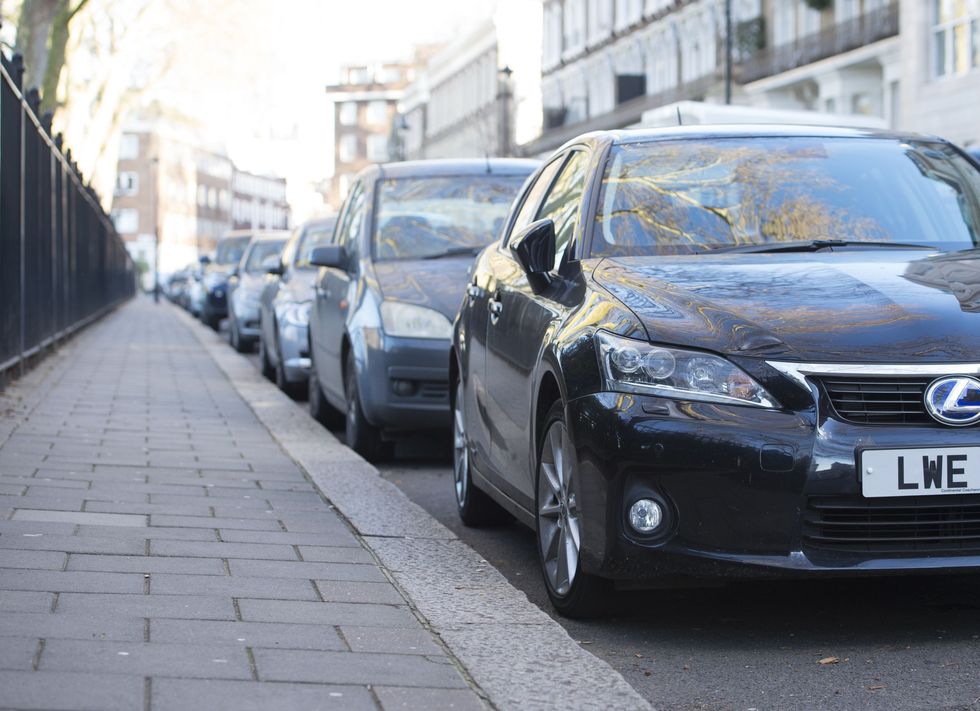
[228,326,980,711]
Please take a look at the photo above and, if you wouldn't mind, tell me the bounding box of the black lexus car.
[450,126,980,617]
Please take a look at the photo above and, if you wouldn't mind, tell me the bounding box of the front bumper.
[277,322,311,384]
[565,391,980,584]
[357,332,451,431]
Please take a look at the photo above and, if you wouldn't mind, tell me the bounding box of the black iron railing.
[1,52,135,378]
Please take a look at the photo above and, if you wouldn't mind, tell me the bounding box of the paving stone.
[75,523,218,541]
[57,592,236,619]
[0,670,145,710]
[151,574,318,600]
[0,591,55,613]
[0,570,144,594]
[151,540,298,560]
[0,534,145,555]
[67,554,225,575]
[85,501,214,516]
[40,639,251,679]
[341,626,444,656]
[0,635,39,670]
[10,510,147,527]
[150,619,346,650]
[0,549,67,570]
[239,599,418,627]
[229,559,386,582]
[0,612,143,642]
[374,686,487,711]
[315,580,405,605]
[152,678,375,711]
[253,648,468,688]
[220,530,364,551]
[150,514,282,531]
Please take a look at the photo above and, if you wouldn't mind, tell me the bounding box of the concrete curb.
[176,306,652,711]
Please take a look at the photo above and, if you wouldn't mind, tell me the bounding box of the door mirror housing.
[510,219,556,277]
[198,255,211,266]
[309,245,349,270]
[262,255,283,276]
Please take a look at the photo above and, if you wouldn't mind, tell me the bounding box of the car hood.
[593,250,980,362]
[373,256,473,318]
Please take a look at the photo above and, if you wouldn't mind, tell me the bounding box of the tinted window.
[214,236,249,265]
[536,150,589,270]
[336,182,367,260]
[374,175,528,261]
[294,218,337,269]
[593,137,980,256]
[507,158,565,244]
[244,240,285,273]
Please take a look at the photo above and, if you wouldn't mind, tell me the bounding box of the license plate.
[861,447,980,497]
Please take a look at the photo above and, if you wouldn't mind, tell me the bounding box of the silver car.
[227,231,288,353]
[258,217,337,396]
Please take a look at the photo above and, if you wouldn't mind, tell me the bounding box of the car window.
[214,237,249,265]
[244,240,286,274]
[507,157,565,246]
[373,175,528,261]
[593,137,980,256]
[335,182,366,261]
[279,228,302,268]
[294,218,338,269]
[536,150,589,270]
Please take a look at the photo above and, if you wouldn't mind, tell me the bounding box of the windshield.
[214,236,250,265]
[244,240,286,273]
[374,175,527,261]
[593,137,980,257]
[295,219,337,269]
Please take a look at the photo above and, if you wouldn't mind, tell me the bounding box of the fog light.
[392,379,417,397]
[628,499,663,534]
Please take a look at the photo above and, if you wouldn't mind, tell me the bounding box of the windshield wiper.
[421,246,482,259]
[705,240,940,254]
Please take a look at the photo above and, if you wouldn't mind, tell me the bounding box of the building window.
[366,134,388,162]
[111,208,139,234]
[115,171,139,196]
[366,100,388,125]
[119,134,139,160]
[339,102,358,126]
[932,0,980,78]
[338,134,358,163]
[197,185,207,207]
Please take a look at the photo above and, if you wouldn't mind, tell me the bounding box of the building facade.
[231,169,290,231]
[324,61,415,209]
[391,2,543,161]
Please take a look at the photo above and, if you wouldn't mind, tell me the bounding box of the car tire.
[308,358,344,429]
[535,400,610,619]
[344,358,392,462]
[258,334,275,380]
[453,378,509,527]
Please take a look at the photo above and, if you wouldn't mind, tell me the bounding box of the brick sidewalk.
[0,298,484,711]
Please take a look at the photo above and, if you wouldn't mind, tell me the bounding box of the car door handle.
[488,297,502,323]
[466,283,481,299]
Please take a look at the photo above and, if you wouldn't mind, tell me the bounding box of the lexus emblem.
[924,376,980,427]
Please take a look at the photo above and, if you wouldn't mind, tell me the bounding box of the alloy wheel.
[453,381,468,507]
[537,418,581,597]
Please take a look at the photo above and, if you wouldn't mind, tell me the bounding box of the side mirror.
[199,255,211,265]
[262,255,283,275]
[310,245,348,270]
[510,219,556,276]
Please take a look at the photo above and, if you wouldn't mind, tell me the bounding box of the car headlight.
[281,301,311,327]
[380,301,452,340]
[594,331,777,408]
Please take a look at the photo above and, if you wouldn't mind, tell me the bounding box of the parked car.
[187,257,209,317]
[451,126,980,617]
[258,216,337,396]
[968,146,980,163]
[227,231,288,353]
[200,233,251,330]
[308,159,537,459]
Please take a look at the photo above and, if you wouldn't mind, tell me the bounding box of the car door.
[485,149,591,503]
[314,181,368,406]
[264,228,299,360]
[468,158,566,481]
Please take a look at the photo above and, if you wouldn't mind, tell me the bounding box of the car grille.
[819,376,934,425]
[803,496,980,554]
[418,382,449,401]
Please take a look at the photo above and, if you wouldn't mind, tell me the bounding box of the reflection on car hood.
[594,251,980,362]
[373,256,473,318]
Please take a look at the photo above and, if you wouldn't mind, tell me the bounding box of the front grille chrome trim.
[766,361,980,390]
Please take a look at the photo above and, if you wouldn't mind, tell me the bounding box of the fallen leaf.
[682,665,690,671]
[634,653,643,658]
[818,657,840,665]
[867,685,886,691]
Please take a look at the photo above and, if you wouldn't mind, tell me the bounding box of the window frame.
[532,148,592,273]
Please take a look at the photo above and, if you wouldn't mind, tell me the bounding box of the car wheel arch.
[534,364,566,455]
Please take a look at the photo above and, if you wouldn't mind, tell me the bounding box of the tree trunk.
[14,0,61,90]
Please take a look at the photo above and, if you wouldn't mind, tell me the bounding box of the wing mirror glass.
[309,245,349,270]
[510,218,556,277]
[262,255,283,275]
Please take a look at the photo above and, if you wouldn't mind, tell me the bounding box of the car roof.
[224,230,290,242]
[561,124,948,151]
[368,158,539,180]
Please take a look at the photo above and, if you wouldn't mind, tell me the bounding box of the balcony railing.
[739,3,899,84]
